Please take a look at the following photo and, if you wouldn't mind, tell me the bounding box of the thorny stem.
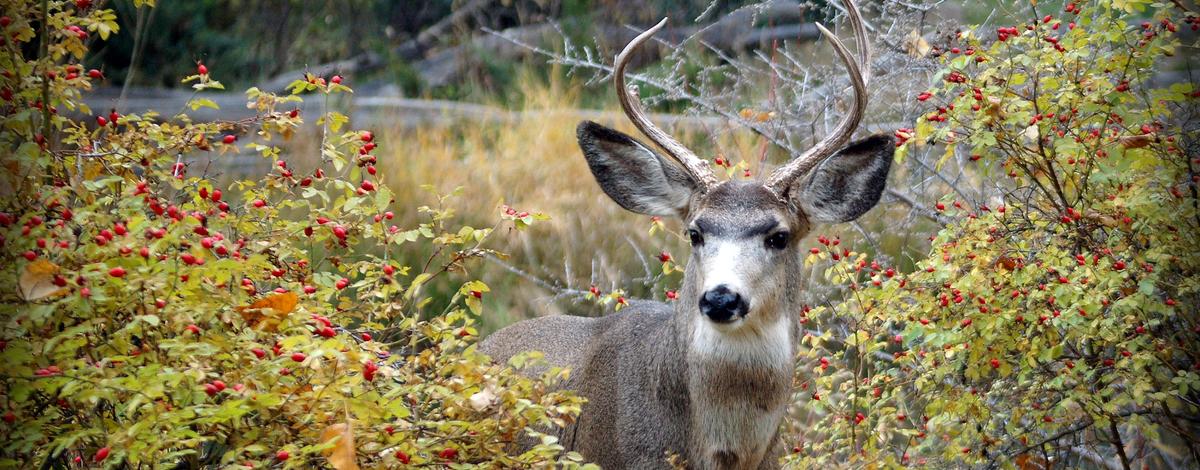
[39,0,51,141]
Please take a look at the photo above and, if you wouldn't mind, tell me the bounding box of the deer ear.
[789,134,894,223]
[577,120,698,217]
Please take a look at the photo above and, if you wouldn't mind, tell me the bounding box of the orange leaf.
[1015,453,1049,470]
[319,423,360,470]
[234,291,298,331]
[18,259,68,301]
[1119,134,1154,149]
[994,256,1020,271]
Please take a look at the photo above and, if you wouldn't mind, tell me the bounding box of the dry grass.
[372,73,697,331]
[273,70,936,333]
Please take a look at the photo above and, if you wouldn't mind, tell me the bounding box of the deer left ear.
[788,134,894,223]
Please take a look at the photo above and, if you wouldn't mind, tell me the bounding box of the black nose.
[699,285,748,323]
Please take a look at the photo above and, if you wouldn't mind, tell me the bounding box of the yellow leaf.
[234,291,298,331]
[319,423,360,470]
[904,29,931,58]
[19,259,68,302]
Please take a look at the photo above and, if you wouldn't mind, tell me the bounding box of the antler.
[765,0,870,193]
[614,18,718,190]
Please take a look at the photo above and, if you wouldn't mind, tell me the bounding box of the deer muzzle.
[699,285,749,323]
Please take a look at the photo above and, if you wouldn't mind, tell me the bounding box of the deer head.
[577,0,892,333]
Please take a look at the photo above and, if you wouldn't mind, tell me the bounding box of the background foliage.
[1,0,1197,468]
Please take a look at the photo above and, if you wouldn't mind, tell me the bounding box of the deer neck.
[671,269,797,467]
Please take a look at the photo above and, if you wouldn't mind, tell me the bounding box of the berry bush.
[788,1,1199,467]
[0,1,591,468]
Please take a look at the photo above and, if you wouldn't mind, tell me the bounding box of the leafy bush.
[0,1,592,468]
[787,1,1199,467]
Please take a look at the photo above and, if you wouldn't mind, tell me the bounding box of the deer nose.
[699,285,748,323]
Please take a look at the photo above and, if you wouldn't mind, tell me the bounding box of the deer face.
[577,122,893,330]
[579,1,888,331]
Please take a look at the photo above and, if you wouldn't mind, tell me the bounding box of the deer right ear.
[577,121,699,217]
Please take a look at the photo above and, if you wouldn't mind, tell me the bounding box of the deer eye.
[765,232,790,250]
[688,229,704,246]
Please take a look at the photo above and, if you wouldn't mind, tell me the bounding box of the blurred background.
[80,0,1131,333]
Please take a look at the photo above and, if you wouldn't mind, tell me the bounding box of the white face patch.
[694,236,788,331]
[700,239,748,297]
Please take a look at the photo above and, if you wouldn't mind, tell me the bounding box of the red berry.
[23,250,37,261]
[291,352,306,362]
[94,447,110,462]
[335,278,349,290]
[252,348,266,359]
[186,324,201,335]
[275,450,288,461]
[222,135,236,144]
[197,63,208,75]
[331,75,343,84]
[395,451,410,464]
[252,199,266,208]
[360,131,373,142]
[108,267,126,278]
[88,69,102,79]
[361,333,372,341]
[438,448,458,460]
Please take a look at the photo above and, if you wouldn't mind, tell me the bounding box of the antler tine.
[766,0,869,192]
[614,18,718,190]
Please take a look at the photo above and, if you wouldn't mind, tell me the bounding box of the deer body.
[484,183,808,469]
[481,1,892,467]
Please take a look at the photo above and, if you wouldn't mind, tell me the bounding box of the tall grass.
[276,69,936,334]
[376,72,696,332]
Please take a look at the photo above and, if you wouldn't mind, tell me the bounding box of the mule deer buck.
[481,1,892,467]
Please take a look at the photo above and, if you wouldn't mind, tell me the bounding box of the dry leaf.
[19,259,68,301]
[1021,124,1040,143]
[1015,453,1049,470]
[983,97,1005,124]
[1119,134,1154,149]
[469,386,498,412]
[319,423,360,470]
[904,29,931,58]
[994,256,1020,271]
[235,291,298,331]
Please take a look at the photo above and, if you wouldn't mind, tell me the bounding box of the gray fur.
[790,134,894,223]
[577,121,698,217]
[480,128,895,469]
